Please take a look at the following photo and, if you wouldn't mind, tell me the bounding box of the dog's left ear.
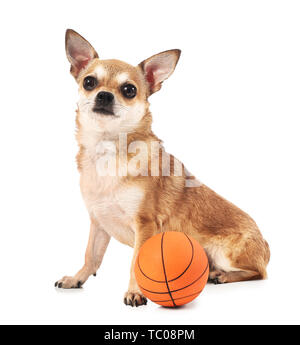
[139,49,181,95]
[65,29,99,79]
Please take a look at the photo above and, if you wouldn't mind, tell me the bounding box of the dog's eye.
[121,84,137,99]
[83,76,97,91]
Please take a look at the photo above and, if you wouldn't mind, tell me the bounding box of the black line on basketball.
[137,232,194,283]
[177,233,194,280]
[139,261,209,295]
[161,233,177,307]
[152,288,204,303]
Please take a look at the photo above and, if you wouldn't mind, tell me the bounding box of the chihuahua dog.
[55,29,270,307]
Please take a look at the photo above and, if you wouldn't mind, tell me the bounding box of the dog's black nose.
[96,91,114,106]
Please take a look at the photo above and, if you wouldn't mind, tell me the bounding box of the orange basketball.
[134,231,209,307]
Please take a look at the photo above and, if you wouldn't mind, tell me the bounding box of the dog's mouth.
[93,107,115,116]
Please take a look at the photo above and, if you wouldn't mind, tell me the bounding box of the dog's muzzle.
[93,91,115,115]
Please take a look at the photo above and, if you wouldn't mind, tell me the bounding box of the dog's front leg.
[124,221,156,307]
[55,219,110,288]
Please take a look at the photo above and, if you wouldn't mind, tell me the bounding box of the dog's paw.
[124,291,147,307]
[54,276,83,289]
[208,270,227,284]
[209,277,225,284]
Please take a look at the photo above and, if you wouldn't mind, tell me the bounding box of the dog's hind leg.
[206,234,269,284]
[209,269,262,284]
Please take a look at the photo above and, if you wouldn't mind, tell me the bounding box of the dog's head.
[65,29,180,136]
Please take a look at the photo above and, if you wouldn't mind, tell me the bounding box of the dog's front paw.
[54,276,83,289]
[124,291,147,307]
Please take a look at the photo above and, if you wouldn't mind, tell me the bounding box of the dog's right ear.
[65,29,99,79]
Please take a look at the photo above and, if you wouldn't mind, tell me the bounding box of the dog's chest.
[79,144,144,246]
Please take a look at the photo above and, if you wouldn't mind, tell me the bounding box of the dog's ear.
[65,29,99,79]
[138,49,181,95]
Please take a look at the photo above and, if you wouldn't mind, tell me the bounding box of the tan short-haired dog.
[55,29,270,307]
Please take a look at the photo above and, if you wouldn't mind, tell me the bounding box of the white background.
[0,0,299,325]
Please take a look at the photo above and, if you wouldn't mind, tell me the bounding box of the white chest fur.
[79,141,144,247]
